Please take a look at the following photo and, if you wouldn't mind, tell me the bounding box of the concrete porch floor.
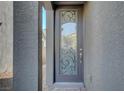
[42,64,85,91]
[52,82,86,91]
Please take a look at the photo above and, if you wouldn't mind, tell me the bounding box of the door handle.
[80,52,82,63]
[79,48,83,63]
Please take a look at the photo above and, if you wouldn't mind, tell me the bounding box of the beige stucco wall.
[83,1,124,90]
[0,2,13,90]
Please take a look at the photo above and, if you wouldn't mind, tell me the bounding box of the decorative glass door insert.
[55,6,83,82]
[60,10,78,75]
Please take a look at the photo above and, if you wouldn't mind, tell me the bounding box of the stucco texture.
[0,2,13,90]
[83,2,124,91]
[13,1,38,91]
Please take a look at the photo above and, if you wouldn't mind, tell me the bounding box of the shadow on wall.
[0,65,13,90]
[0,78,13,90]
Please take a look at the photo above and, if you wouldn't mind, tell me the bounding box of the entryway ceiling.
[52,1,85,5]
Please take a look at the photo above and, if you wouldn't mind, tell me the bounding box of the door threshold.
[54,82,85,91]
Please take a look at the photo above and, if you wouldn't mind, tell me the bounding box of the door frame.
[38,1,42,91]
[55,6,84,82]
[39,1,85,90]
[38,1,54,90]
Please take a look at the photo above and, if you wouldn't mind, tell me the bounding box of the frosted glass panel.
[60,10,78,75]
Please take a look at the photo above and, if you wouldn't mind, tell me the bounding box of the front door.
[55,6,83,82]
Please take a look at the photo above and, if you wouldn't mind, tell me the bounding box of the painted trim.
[45,1,55,90]
[38,1,42,91]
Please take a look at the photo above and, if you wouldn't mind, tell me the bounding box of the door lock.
[80,48,83,51]
[79,48,83,63]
